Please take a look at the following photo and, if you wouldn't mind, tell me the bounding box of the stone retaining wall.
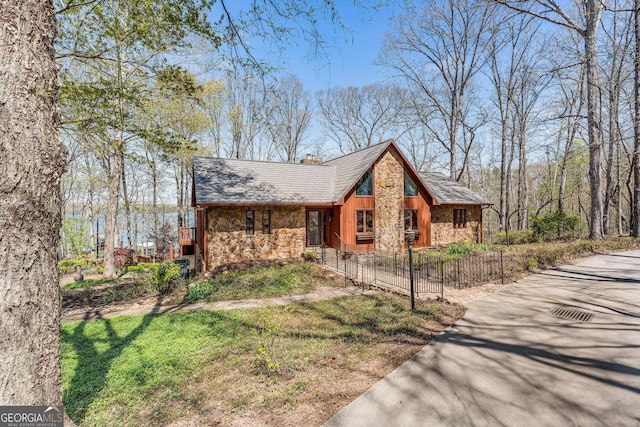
[431,205,481,246]
[206,206,305,270]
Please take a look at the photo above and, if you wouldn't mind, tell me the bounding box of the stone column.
[374,149,404,253]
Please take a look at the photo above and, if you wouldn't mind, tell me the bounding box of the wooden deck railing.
[179,227,196,246]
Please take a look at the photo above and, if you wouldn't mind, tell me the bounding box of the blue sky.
[215,1,402,92]
[270,2,400,92]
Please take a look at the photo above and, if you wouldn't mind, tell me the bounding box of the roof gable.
[324,140,436,204]
[323,141,392,201]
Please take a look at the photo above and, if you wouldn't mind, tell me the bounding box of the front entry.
[306,210,325,246]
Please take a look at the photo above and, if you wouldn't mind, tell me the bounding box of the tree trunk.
[152,158,159,257]
[517,126,528,230]
[103,147,122,278]
[121,152,132,247]
[632,0,640,237]
[499,116,509,231]
[0,0,66,404]
[585,1,604,239]
[603,90,617,235]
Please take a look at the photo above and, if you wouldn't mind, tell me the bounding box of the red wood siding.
[340,190,375,251]
[404,191,431,248]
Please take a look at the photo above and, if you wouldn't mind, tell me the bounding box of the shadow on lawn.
[61,298,162,424]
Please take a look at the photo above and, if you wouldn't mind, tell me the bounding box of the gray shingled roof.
[419,171,492,205]
[193,142,490,207]
[193,157,336,205]
[323,141,392,201]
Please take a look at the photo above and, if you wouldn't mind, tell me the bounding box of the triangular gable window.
[404,171,418,196]
[356,168,373,196]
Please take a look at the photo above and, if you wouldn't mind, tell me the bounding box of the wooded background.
[56,0,640,267]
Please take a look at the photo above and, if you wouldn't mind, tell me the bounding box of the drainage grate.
[549,306,594,322]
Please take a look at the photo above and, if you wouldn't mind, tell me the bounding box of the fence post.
[500,251,504,285]
[355,254,358,281]
[440,262,444,301]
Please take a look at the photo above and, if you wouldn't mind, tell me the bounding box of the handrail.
[334,232,355,254]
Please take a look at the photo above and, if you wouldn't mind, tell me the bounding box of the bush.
[114,248,137,268]
[126,265,146,274]
[303,251,318,262]
[495,229,537,245]
[144,262,182,295]
[446,242,489,255]
[531,209,581,241]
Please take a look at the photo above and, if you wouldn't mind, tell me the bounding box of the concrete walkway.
[325,251,640,427]
[62,286,377,321]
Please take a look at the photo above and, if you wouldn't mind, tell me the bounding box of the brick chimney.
[300,153,321,165]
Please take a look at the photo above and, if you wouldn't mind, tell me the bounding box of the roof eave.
[195,201,336,208]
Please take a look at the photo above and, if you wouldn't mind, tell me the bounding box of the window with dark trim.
[356,209,374,233]
[246,210,254,234]
[262,210,271,234]
[404,209,419,231]
[453,208,467,229]
[356,168,373,196]
[404,171,418,197]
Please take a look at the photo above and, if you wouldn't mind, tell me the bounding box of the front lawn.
[61,294,464,426]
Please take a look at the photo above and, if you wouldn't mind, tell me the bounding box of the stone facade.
[431,205,481,245]
[374,149,405,253]
[206,206,305,270]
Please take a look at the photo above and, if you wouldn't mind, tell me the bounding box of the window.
[453,208,467,229]
[246,210,254,234]
[356,210,374,233]
[356,168,373,196]
[404,209,419,231]
[404,171,418,197]
[262,210,271,234]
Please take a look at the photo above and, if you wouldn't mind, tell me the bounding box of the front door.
[306,210,324,246]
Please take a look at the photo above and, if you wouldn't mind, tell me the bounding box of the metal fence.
[311,246,506,297]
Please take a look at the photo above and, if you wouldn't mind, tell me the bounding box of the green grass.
[62,310,240,426]
[61,294,461,426]
[187,262,342,303]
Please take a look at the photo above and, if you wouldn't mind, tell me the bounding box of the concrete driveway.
[325,251,640,427]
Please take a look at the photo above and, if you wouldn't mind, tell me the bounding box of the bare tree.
[485,12,544,231]
[633,0,640,236]
[0,0,67,404]
[224,73,267,160]
[379,0,492,180]
[265,75,313,162]
[316,83,411,153]
[493,0,606,238]
[600,1,634,235]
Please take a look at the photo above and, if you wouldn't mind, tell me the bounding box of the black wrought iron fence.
[313,245,506,296]
[413,251,505,290]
